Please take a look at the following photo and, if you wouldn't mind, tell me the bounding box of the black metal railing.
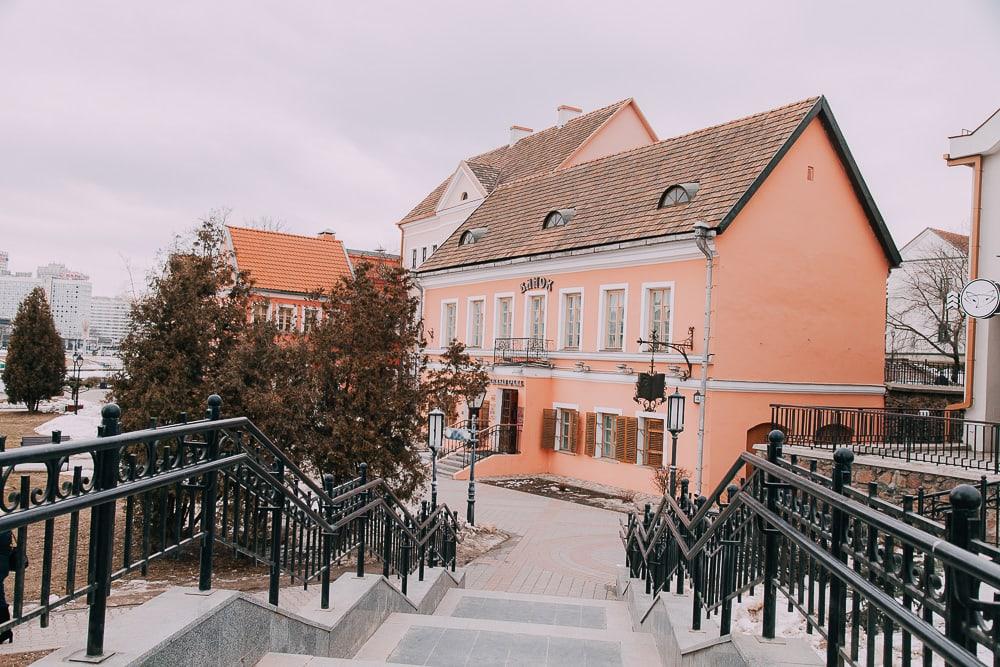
[885,358,965,386]
[493,338,551,366]
[439,423,521,467]
[0,395,461,660]
[623,431,1000,667]
[772,403,1000,472]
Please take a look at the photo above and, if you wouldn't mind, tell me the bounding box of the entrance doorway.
[499,389,519,453]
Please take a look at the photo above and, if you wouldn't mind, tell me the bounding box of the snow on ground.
[34,389,106,441]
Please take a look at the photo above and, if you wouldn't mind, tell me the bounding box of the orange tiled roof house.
[225,226,399,332]
[410,96,901,494]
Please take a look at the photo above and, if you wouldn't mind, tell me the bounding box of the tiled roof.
[347,249,402,270]
[418,97,823,272]
[227,226,352,294]
[398,100,633,224]
[929,228,969,254]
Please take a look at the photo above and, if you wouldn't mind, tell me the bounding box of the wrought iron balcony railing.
[885,357,965,386]
[493,337,551,366]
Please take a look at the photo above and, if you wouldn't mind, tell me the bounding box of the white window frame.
[639,281,675,346]
[466,296,486,349]
[552,402,579,453]
[523,290,548,342]
[252,301,271,323]
[440,299,458,347]
[276,305,296,332]
[557,288,584,351]
[598,283,629,352]
[594,406,623,459]
[493,292,515,346]
[302,306,320,333]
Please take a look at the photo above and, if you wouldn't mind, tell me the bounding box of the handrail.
[623,431,1000,666]
[0,395,464,660]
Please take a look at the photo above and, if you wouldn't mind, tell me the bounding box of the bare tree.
[244,215,288,232]
[887,244,967,378]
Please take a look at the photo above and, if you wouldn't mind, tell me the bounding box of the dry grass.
[0,411,52,449]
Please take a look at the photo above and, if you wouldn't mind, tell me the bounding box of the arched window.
[543,208,575,229]
[460,192,468,201]
[460,231,476,245]
[658,183,699,208]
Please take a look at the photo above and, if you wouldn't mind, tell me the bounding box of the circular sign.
[960,279,1000,319]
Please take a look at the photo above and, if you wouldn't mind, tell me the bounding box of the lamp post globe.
[466,390,487,525]
[428,409,444,509]
[666,389,685,498]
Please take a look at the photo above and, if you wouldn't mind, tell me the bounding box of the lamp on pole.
[428,408,444,510]
[466,390,487,525]
[71,351,84,413]
[666,388,685,498]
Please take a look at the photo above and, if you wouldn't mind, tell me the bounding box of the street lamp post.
[71,351,84,413]
[466,391,487,525]
[428,408,444,510]
[666,388,686,498]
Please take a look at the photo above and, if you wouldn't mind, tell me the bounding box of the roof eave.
[716,96,902,268]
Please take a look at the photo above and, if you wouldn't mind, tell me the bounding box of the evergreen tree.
[2,287,66,412]
[112,211,253,430]
[424,340,489,425]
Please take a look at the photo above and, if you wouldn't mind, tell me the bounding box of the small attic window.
[460,227,488,245]
[460,192,469,201]
[658,183,700,208]
[543,208,576,229]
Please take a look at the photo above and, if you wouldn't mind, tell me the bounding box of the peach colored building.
[411,96,901,495]
[226,226,399,331]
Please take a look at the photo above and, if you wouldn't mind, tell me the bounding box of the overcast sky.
[1,1,997,295]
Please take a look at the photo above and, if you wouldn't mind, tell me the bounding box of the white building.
[0,253,92,348]
[87,295,131,352]
[886,227,968,362]
[398,100,659,272]
[948,107,1000,422]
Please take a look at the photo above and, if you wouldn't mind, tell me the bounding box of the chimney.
[318,229,336,239]
[557,105,583,127]
[509,125,533,146]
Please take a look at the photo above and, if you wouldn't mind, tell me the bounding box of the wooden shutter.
[568,410,580,453]
[647,420,664,468]
[541,409,557,450]
[584,413,597,457]
[478,400,490,430]
[615,416,628,462]
[625,417,639,464]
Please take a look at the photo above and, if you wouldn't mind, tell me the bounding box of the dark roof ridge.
[486,96,823,193]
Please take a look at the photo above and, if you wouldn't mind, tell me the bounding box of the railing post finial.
[946,484,981,653]
[767,429,784,462]
[100,403,121,437]
[207,394,222,420]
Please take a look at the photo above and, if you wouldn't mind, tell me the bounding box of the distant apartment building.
[398,100,658,271]
[87,295,132,353]
[0,254,92,349]
[225,227,400,332]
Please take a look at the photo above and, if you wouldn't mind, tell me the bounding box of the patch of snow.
[35,393,105,441]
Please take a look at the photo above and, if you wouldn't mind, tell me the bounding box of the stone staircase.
[257,588,660,666]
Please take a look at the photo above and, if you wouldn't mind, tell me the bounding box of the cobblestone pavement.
[0,473,624,657]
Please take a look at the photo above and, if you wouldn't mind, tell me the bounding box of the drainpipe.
[693,222,715,494]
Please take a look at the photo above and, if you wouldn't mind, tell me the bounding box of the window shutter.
[478,401,490,430]
[615,416,628,462]
[585,413,597,457]
[568,410,580,453]
[647,422,664,468]
[541,409,557,450]
[625,417,639,464]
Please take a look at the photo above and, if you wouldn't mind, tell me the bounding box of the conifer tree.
[2,287,66,412]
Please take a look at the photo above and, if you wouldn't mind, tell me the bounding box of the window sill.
[554,449,577,456]
[591,456,620,465]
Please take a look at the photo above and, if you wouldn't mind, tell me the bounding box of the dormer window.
[543,208,575,229]
[459,227,488,245]
[658,183,700,208]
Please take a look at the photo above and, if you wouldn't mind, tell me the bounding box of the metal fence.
[623,431,1000,667]
[771,403,1000,472]
[885,358,965,386]
[439,423,521,466]
[0,395,461,660]
[493,338,551,366]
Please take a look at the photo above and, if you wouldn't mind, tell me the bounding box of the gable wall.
[562,105,656,168]
[711,117,892,385]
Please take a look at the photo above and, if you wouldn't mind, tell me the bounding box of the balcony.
[884,358,965,387]
[493,337,552,366]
